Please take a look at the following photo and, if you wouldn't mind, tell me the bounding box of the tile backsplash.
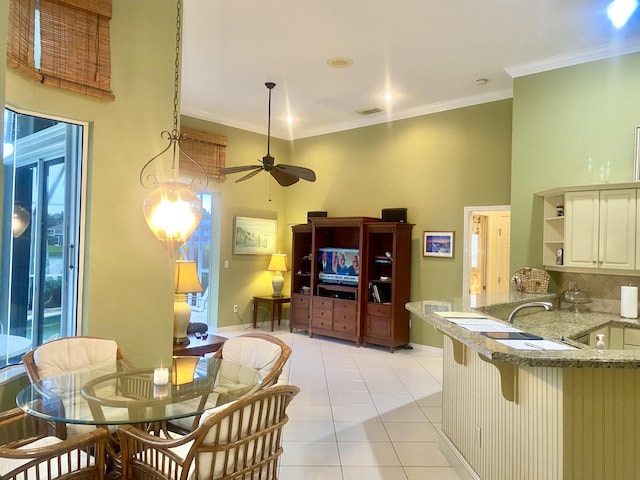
[555,272,639,314]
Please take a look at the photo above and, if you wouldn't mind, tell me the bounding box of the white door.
[486,212,511,295]
[463,206,511,297]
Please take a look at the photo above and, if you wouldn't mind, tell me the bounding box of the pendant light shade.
[142,179,203,256]
[12,205,31,238]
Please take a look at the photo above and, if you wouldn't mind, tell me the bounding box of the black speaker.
[307,211,328,223]
[381,208,407,223]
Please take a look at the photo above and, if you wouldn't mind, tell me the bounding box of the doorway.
[462,206,511,297]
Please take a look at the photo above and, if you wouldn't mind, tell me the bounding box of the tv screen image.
[318,247,359,286]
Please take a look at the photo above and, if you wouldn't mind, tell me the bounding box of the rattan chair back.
[0,407,108,480]
[118,384,299,480]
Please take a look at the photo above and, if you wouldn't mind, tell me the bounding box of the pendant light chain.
[172,0,182,134]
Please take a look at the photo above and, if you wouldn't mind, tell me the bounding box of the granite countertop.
[406,292,640,368]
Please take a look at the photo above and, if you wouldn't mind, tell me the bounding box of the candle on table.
[153,367,169,385]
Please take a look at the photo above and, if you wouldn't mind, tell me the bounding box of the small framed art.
[423,231,455,258]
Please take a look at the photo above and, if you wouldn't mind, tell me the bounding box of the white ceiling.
[180,0,640,141]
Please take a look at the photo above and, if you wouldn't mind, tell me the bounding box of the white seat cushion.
[0,436,95,478]
[33,338,119,379]
[218,337,281,385]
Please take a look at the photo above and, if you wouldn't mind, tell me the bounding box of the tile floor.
[217,320,475,480]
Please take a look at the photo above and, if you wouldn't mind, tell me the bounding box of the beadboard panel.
[563,368,640,480]
[442,337,563,480]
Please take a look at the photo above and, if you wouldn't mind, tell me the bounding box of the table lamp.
[174,260,204,344]
[266,253,289,297]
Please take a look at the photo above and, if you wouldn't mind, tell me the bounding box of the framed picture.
[423,231,455,258]
[233,216,277,255]
[635,126,640,181]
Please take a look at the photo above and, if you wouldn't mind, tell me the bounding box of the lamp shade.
[175,261,205,294]
[266,253,289,273]
[267,253,288,297]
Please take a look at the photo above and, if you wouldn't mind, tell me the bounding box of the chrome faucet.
[507,301,554,324]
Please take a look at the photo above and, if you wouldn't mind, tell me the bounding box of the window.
[1,107,86,367]
[180,192,221,328]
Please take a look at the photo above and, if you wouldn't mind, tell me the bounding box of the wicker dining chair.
[22,336,129,439]
[118,384,299,480]
[0,407,108,480]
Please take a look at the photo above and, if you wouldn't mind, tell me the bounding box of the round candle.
[153,367,169,385]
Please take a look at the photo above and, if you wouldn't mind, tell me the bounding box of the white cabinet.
[564,189,636,270]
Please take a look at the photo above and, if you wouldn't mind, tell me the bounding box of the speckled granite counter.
[406,291,640,368]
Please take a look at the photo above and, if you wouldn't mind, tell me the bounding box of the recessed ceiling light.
[475,78,489,86]
[607,0,638,28]
[327,57,354,69]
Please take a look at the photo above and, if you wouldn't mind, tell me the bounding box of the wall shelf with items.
[542,192,565,269]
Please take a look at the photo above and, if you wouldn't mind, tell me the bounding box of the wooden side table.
[253,295,291,331]
[173,334,227,357]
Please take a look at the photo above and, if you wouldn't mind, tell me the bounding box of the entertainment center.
[290,216,413,351]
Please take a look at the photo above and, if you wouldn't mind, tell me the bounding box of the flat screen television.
[318,247,359,286]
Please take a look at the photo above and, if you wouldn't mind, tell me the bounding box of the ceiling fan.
[219,82,316,186]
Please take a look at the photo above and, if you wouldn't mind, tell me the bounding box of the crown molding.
[506,37,640,78]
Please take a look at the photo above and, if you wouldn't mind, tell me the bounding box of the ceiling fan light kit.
[219,82,316,186]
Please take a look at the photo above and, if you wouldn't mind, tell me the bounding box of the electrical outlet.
[233,304,238,313]
[474,425,482,447]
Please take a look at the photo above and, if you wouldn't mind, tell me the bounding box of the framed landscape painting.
[423,231,454,258]
[233,217,277,255]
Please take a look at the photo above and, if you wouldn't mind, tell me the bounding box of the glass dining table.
[16,356,262,427]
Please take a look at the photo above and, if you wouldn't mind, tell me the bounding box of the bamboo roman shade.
[179,128,228,180]
[7,0,115,101]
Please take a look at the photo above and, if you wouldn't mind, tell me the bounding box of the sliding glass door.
[1,107,85,367]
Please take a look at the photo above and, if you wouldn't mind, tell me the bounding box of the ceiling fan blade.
[235,168,264,183]
[270,168,300,186]
[219,164,262,174]
[276,164,317,182]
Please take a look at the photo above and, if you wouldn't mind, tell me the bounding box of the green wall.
[511,52,640,275]
[187,100,513,348]
[3,0,179,366]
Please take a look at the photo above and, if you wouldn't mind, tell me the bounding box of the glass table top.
[16,356,262,425]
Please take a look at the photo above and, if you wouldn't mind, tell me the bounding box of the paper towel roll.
[621,285,638,319]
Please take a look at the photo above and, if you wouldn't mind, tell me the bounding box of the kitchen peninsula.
[407,293,640,480]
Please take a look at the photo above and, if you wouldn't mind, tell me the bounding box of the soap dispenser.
[595,334,606,350]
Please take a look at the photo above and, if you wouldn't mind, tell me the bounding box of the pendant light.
[139,0,208,256]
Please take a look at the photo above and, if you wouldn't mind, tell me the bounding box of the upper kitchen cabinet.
[539,184,638,274]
